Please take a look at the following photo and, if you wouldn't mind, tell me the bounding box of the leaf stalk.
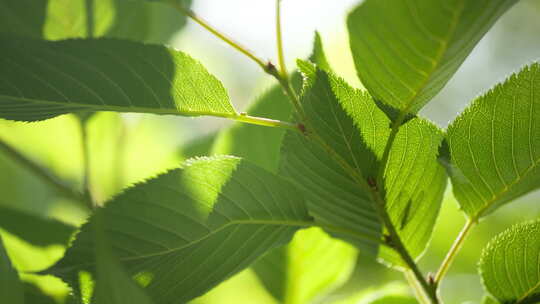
[230,113,299,131]
[433,219,475,286]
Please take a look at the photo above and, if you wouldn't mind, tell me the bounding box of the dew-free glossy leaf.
[0,0,190,43]
[0,35,236,122]
[445,63,540,219]
[46,156,310,303]
[0,234,24,304]
[480,220,540,304]
[347,0,517,114]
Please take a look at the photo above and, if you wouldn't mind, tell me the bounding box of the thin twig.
[170,1,305,120]
[275,0,288,80]
[169,1,269,72]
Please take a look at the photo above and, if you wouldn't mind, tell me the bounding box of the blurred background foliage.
[0,0,539,303]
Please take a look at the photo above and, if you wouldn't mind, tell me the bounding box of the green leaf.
[482,295,500,304]
[92,214,155,304]
[379,118,447,265]
[369,295,418,304]
[479,220,540,304]
[252,227,357,304]
[281,65,446,263]
[180,132,218,160]
[0,234,24,304]
[310,32,330,71]
[0,0,191,43]
[22,283,58,304]
[280,68,383,253]
[347,0,517,114]
[209,31,328,173]
[0,35,236,122]
[445,63,540,219]
[214,34,347,302]
[0,206,75,247]
[46,155,310,303]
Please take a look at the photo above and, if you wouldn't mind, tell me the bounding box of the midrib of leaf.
[399,0,465,115]
[517,278,540,303]
[457,65,540,220]
[0,94,237,118]
[55,218,376,272]
[474,155,540,220]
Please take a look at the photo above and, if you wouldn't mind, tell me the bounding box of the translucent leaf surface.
[347,0,517,114]
[480,220,540,304]
[445,63,540,219]
[281,65,446,264]
[0,35,236,122]
[46,156,310,303]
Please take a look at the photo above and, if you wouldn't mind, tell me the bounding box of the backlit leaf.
[281,63,446,265]
[445,63,540,219]
[46,156,310,303]
[0,35,236,122]
[480,220,540,304]
[348,0,517,114]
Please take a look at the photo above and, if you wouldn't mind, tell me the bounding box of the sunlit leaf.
[445,63,540,219]
[280,65,382,253]
[479,220,540,304]
[348,0,517,114]
[46,156,310,303]
[281,63,446,264]
[0,35,236,122]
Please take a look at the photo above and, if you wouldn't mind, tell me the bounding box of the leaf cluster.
[1,0,539,303]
